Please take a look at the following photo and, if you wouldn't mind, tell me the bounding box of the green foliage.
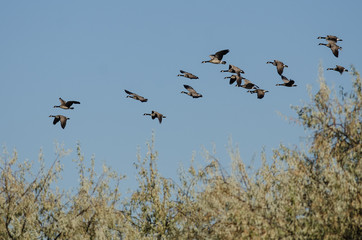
[0,68,361,239]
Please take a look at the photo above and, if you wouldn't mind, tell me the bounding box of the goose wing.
[59,98,66,105]
[65,100,80,107]
[53,116,60,125]
[157,113,163,123]
[330,43,340,57]
[229,76,236,85]
[59,115,67,129]
[124,89,134,95]
[214,49,229,60]
[276,61,285,75]
[281,75,289,83]
[184,84,197,94]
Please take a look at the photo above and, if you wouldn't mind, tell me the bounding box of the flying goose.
[202,49,229,64]
[124,89,148,102]
[248,89,269,99]
[221,64,245,75]
[267,60,288,76]
[49,115,69,129]
[239,79,259,89]
[181,85,203,98]
[317,35,343,43]
[276,75,297,87]
[224,74,244,87]
[327,65,349,74]
[143,111,166,124]
[318,42,342,57]
[177,70,199,79]
[54,98,80,110]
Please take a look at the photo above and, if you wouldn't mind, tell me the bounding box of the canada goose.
[143,111,166,124]
[49,115,69,129]
[177,70,199,79]
[54,98,80,110]
[202,49,229,64]
[124,89,148,102]
[318,42,342,57]
[221,64,245,75]
[266,60,288,76]
[239,79,259,89]
[317,35,343,43]
[181,84,203,98]
[327,65,349,75]
[276,75,297,87]
[224,74,244,87]
[248,89,269,99]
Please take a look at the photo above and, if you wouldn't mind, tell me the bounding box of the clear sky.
[1,1,361,191]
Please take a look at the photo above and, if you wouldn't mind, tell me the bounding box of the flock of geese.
[49,35,347,128]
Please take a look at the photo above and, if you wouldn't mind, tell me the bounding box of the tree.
[174,67,361,239]
[0,144,126,239]
[1,68,361,239]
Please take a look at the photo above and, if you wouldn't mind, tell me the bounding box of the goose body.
[54,98,80,110]
[124,89,148,102]
[225,74,244,87]
[202,49,229,64]
[318,42,342,57]
[143,111,166,124]
[49,115,69,129]
[317,35,343,43]
[327,65,348,75]
[181,84,203,98]
[266,60,288,75]
[276,75,297,87]
[248,89,269,99]
[221,64,244,75]
[240,79,259,89]
[177,70,199,79]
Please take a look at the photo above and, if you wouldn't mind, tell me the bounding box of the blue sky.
[1,1,361,191]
